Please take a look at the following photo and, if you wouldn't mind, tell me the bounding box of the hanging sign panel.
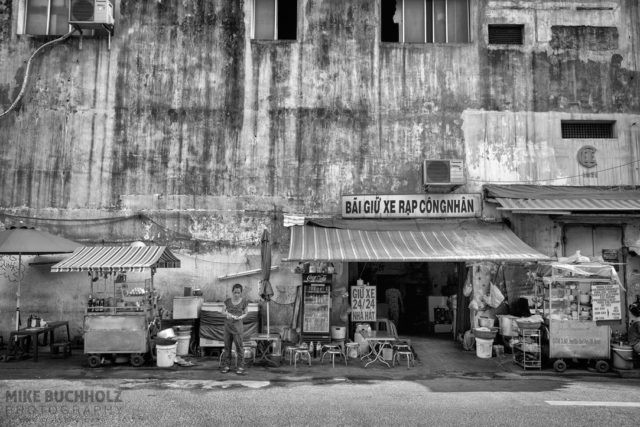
[591,282,622,321]
[341,194,481,218]
[351,285,376,321]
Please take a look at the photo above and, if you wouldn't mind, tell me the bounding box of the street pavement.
[1,335,638,381]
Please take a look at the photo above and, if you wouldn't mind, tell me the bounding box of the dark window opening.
[381,0,469,44]
[254,0,297,41]
[488,24,524,45]
[381,0,399,42]
[277,0,297,40]
[561,121,615,139]
[25,0,69,36]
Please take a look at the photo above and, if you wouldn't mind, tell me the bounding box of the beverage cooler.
[300,273,332,342]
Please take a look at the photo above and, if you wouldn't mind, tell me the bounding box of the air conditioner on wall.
[422,159,465,185]
[69,0,114,26]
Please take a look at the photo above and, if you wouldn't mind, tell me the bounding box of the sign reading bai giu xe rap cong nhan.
[341,194,481,219]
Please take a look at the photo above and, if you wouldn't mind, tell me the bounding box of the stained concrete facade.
[0,1,639,337]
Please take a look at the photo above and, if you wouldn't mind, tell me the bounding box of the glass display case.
[301,273,332,342]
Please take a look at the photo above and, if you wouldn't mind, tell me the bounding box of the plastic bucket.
[176,335,190,356]
[156,343,177,367]
[611,345,634,370]
[475,338,494,359]
[331,326,347,340]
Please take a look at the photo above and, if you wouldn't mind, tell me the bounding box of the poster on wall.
[591,282,622,321]
[351,285,376,321]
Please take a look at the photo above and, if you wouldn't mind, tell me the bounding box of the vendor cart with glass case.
[51,245,181,367]
[537,262,620,373]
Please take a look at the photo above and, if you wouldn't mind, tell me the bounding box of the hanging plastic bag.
[488,282,505,308]
[463,277,473,297]
[462,330,475,351]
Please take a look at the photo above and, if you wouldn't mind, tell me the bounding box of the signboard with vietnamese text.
[591,282,622,321]
[341,194,481,219]
[351,286,377,321]
[549,320,610,358]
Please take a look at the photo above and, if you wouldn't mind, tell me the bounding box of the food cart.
[536,261,622,372]
[51,245,181,367]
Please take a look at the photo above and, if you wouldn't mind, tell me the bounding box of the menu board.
[591,282,622,321]
[351,285,376,321]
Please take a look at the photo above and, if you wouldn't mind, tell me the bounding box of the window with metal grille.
[561,121,615,139]
[488,25,523,45]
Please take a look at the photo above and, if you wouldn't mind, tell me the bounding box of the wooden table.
[250,333,281,367]
[361,331,396,368]
[2,321,70,362]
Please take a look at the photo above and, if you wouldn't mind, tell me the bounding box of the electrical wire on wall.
[0,30,76,120]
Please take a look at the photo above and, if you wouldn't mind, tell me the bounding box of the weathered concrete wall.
[1,0,640,335]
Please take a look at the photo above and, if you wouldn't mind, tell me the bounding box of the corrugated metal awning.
[495,197,640,212]
[284,221,548,262]
[51,246,181,272]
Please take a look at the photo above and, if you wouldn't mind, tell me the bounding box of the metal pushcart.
[51,245,181,367]
[536,261,622,372]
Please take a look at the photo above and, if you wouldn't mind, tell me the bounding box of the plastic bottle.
[309,341,314,356]
[316,341,322,357]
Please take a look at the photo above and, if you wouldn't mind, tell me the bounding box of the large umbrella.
[258,229,274,335]
[0,226,79,330]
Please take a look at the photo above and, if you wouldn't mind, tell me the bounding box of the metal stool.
[294,348,312,367]
[321,343,347,368]
[345,342,360,359]
[219,349,238,368]
[283,345,297,365]
[392,344,415,368]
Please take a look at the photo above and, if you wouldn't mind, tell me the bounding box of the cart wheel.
[130,354,145,367]
[595,360,609,373]
[553,359,567,372]
[87,355,102,368]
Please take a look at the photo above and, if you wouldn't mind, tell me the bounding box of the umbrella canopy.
[259,229,274,335]
[0,227,79,330]
[259,230,274,301]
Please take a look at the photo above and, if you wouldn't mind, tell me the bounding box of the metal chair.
[293,348,312,367]
[321,343,347,368]
[392,344,415,368]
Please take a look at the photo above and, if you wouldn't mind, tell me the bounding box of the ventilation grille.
[561,121,615,139]
[70,0,95,22]
[488,25,524,45]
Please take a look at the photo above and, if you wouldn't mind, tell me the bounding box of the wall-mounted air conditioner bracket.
[423,184,462,194]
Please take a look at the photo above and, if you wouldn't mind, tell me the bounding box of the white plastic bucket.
[475,338,494,359]
[156,343,177,367]
[176,335,190,356]
[611,345,634,370]
[331,326,347,340]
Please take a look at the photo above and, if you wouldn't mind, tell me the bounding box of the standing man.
[221,283,249,375]
[385,287,404,328]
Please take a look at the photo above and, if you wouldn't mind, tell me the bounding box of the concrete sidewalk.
[0,335,634,381]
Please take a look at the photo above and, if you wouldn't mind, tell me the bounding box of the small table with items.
[361,331,396,368]
[251,333,281,367]
[1,321,71,362]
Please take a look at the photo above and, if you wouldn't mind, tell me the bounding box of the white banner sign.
[341,194,481,218]
[351,286,377,321]
[591,283,622,321]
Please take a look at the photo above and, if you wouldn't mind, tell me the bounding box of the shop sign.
[549,321,610,358]
[351,286,376,321]
[590,283,622,321]
[341,194,481,219]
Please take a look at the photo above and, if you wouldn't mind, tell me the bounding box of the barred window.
[561,121,615,139]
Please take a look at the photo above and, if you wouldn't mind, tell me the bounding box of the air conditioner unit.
[422,159,465,185]
[69,0,114,26]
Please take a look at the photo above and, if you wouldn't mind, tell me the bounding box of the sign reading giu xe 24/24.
[341,194,481,219]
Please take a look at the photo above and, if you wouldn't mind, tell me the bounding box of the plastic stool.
[219,349,238,368]
[293,348,312,367]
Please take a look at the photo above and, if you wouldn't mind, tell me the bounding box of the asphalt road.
[2,375,639,426]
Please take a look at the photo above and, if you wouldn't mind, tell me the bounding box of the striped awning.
[496,197,640,213]
[51,246,181,272]
[285,222,548,262]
